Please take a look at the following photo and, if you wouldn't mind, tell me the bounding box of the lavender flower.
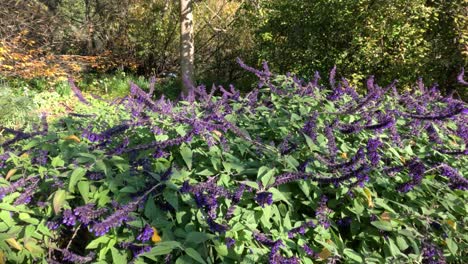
[206,217,228,233]
[32,150,48,166]
[90,201,137,236]
[61,249,95,263]
[421,241,446,264]
[0,177,33,200]
[303,112,318,141]
[87,172,105,180]
[324,122,338,158]
[315,196,332,229]
[253,231,276,246]
[270,172,309,188]
[397,159,426,193]
[225,237,236,248]
[68,78,90,105]
[13,177,39,205]
[439,164,468,190]
[302,244,318,258]
[425,124,442,144]
[137,224,154,242]
[255,192,273,207]
[337,216,352,228]
[46,221,59,230]
[62,209,77,226]
[366,138,382,166]
[457,68,468,86]
[0,153,9,168]
[194,192,218,218]
[287,221,316,238]
[120,242,152,258]
[73,203,107,225]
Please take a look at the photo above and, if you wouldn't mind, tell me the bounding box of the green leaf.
[396,236,409,251]
[180,144,193,170]
[141,241,182,258]
[269,188,292,206]
[0,211,15,227]
[185,248,207,264]
[371,221,393,231]
[77,181,90,203]
[51,156,65,168]
[53,190,67,214]
[95,160,108,176]
[18,213,39,225]
[86,236,110,249]
[257,166,276,188]
[163,189,179,211]
[69,167,87,192]
[446,238,458,255]
[344,248,363,262]
[111,247,127,264]
[185,232,213,245]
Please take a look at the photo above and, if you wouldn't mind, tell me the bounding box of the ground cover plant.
[0,62,467,263]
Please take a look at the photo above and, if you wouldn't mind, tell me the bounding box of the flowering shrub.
[0,62,467,263]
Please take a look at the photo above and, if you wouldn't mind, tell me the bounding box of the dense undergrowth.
[0,62,467,263]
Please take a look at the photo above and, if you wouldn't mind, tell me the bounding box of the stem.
[66,224,82,250]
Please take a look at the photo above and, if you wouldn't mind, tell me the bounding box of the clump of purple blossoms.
[120,242,152,258]
[62,209,77,226]
[315,196,332,229]
[225,237,236,248]
[0,177,34,200]
[73,203,107,225]
[288,221,316,238]
[13,177,39,205]
[60,249,95,264]
[68,78,90,105]
[46,221,60,230]
[397,159,426,193]
[255,192,273,207]
[0,153,9,168]
[324,122,338,158]
[137,224,154,242]
[32,150,48,166]
[302,244,318,258]
[366,138,382,166]
[439,164,468,190]
[421,241,446,264]
[90,201,137,236]
[207,217,228,233]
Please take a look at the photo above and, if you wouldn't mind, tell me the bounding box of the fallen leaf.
[152,227,161,243]
[381,211,391,221]
[64,135,81,143]
[363,187,374,208]
[318,247,331,260]
[446,220,457,231]
[5,238,22,251]
[212,130,223,137]
[5,169,17,180]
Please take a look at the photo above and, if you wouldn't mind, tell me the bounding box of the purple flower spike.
[90,201,137,236]
[439,164,468,190]
[62,209,77,226]
[366,138,382,166]
[68,78,90,105]
[73,203,107,225]
[137,224,154,242]
[255,192,273,207]
[225,237,236,248]
[422,241,446,264]
[61,249,95,263]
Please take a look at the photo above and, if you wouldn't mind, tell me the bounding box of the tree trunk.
[180,0,195,95]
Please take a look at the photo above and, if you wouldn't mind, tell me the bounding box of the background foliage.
[1,0,466,96]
